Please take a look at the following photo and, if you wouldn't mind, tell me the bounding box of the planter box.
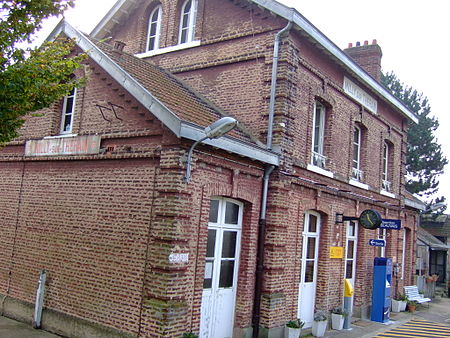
[284,327,301,338]
[331,313,344,330]
[312,320,327,337]
[392,299,407,312]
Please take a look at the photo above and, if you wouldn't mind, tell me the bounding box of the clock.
[359,209,382,230]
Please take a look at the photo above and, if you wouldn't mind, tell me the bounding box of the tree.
[381,72,448,203]
[0,0,86,144]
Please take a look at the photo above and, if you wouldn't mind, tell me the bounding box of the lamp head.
[204,117,238,139]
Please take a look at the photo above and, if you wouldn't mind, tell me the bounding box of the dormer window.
[147,6,162,51]
[179,0,197,44]
[60,88,76,134]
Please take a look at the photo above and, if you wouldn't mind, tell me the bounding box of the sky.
[33,0,450,204]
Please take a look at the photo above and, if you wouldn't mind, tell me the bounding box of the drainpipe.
[253,17,293,338]
[252,165,274,338]
[266,19,293,150]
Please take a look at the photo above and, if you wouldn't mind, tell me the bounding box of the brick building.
[0,0,421,337]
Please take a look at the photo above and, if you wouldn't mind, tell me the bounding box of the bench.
[404,285,431,305]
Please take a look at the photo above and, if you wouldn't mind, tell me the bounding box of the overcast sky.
[34,0,450,204]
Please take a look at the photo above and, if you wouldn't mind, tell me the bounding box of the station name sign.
[343,77,378,114]
[25,135,101,157]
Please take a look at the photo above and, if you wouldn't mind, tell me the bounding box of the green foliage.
[286,319,305,328]
[382,71,448,199]
[0,0,86,145]
[331,306,349,317]
[394,293,408,302]
[313,310,328,322]
[182,333,198,338]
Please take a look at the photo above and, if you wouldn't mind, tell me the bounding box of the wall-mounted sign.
[330,246,344,259]
[168,253,189,264]
[380,219,402,230]
[343,77,378,114]
[25,135,101,157]
[369,239,385,247]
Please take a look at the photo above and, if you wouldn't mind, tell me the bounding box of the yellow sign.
[330,246,344,259]
[344,279,354,297]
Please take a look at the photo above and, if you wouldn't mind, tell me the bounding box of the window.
[179,0,197,44]
[147,6,162,51]
[60,88,76,134]
[311,101,326,168]
[352,126,363,181]
[382,141,391,191]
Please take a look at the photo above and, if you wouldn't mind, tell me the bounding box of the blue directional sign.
[380,219,402,230]
[369,239,386,247]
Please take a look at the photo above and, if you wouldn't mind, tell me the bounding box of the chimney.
[113,40,126,52]
[344,39,382,82]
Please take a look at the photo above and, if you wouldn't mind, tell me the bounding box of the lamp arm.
[183,136,208,183]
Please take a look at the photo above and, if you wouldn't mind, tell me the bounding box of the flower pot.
[312,320,327,337]
[407,304,416,313]
[400,300,407,312]
[391,299,402,313]
[284,326,301,338]
[331,313,344,330]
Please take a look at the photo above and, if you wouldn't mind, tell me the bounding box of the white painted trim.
[180,123,279,166]
[136,40,201,58]
[306,164,334,178]
[349,179,369,190]
[44,134,78,139]
[380,190,395,199]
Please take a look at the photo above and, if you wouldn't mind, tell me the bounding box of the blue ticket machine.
[371,257,392,323]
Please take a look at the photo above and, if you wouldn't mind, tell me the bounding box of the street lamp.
[183,117,238,183]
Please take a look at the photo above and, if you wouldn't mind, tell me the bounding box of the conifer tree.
[382,72,447,205]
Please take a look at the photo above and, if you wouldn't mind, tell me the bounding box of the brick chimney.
[344,39,382,82]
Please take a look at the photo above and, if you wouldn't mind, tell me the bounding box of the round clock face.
[359,209,382,230]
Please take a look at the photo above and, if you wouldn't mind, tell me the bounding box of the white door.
[344,221,358,311]
[200,198,243,338]
[298,211,321,328]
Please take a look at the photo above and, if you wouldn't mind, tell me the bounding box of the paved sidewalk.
[316,296,450,338]
[0,316,60,338]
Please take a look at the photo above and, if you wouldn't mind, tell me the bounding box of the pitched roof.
[90,0,418,124]
[48,21,278,166]
[417,227,450,250]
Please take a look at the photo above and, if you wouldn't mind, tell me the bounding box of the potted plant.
[407,300,418,313]
[312,310,328,337]
[182,333,198,338]
[330,306,348,330]
[284,319,304,338]
[392,293,408,312]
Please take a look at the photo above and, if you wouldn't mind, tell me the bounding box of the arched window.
[147,5,162,51]
[179,0,197,44]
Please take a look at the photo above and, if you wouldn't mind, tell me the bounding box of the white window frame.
[179,0,197,44]
[311,101,326,169]
[146,6,162,52]
[344,221,358,281]
[352,126,363,181]
[382,141,391,192]
[60,88,77,135]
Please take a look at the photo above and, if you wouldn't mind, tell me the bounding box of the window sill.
[44,133,78,139]
[380,190,396,199]
[307,164,334,178]
[349,179,369,190]
[135,40,201,58]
